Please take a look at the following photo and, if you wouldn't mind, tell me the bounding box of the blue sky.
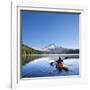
[21,10,79,49]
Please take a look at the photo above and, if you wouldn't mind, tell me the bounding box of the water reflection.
[22,55,44,65]
[21,56,79,78]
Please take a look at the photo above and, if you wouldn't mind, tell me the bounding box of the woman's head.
[59,57,61,60]
[58,57,63,62]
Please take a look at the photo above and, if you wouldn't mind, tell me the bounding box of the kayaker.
[50,57,63,66]
[56,57,69,72]
[49,57,69,72]
[56,57,64,67]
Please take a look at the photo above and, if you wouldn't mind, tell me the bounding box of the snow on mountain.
[42,43,65,53]
[44,43,56,50]
[33,43,66,53]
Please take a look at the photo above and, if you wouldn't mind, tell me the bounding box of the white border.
[11,1,88,88]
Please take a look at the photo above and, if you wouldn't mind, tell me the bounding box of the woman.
[56,57,64,67]
[56,57,69,72]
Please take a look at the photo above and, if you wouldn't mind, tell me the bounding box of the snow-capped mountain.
[43,43,56,50]
[42,43,66,53]
[33,43,65,52]
[22,44,79,54]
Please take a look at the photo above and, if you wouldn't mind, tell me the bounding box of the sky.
[21,10,79,49]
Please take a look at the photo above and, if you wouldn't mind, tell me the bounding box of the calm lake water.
[22,56,79,78]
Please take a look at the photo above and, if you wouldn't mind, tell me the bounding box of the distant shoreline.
[24,54,79,56]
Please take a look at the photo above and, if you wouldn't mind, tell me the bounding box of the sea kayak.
[56,63,69,72]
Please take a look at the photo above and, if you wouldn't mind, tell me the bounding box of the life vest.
[59,63,64,67]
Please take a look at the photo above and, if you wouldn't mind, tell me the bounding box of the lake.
[22,56,79,78]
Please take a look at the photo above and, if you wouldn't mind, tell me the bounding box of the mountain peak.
[43,43,57,50]
[47,43,56,49]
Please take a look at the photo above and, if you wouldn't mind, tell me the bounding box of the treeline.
[22,44,43,56]
[61,49,79,54]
